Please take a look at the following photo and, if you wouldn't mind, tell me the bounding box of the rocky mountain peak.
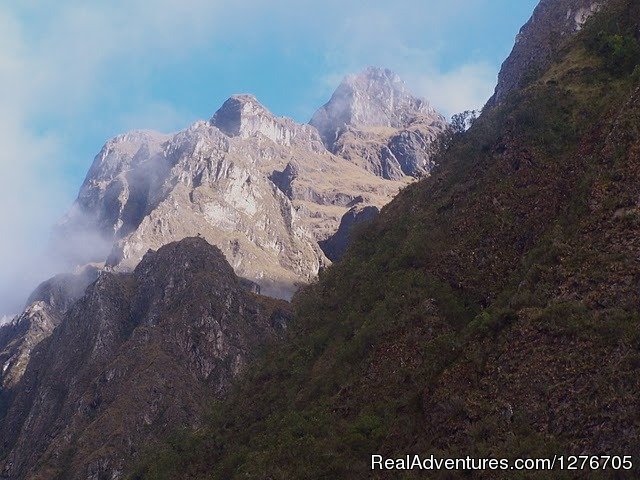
[132,237,241,319]
[0,237,289,479]
[309,67,448,179]
[310,66,441,148]
[83,130,170,185]
[210,94,320,146]
[210,94,269,136]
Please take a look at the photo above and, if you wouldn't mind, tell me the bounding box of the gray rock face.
[488,0,607,106]
[26,267,100,314]
[211,94,323,147]
[319,204,380,262]
[0,302,59,390]
[0,238,289,480]
[388,128,438,177]
[310,67,448,178]
[55,93,410,300]
[310,67,438,144]
[0,267,99,389]
[53,131,172,266]
[268,161,299,199]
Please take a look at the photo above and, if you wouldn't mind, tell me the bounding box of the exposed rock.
[268,161,299,199]
[0,237,289,480]
[0,267,99,389]
[0,302,59,390]
[488,0,607,106]
[211,94,323,148]
[55,93,411,300]
[319,204,380,262]
[0,316,14,328]
[310,67,440,145]
[388,127,439,177]
[26,266,100,314]
[310,67,448,178]
[52,130,171,266]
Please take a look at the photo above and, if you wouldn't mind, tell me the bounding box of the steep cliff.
[0,267,99,390]
[488,0,609,105]
[0,238,289,480]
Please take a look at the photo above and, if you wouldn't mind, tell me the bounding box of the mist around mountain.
[48,67,443,302]
[3,0,640,478]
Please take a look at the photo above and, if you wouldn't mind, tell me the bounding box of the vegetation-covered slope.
[134,1,640,478]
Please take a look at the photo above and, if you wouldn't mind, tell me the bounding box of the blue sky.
[0,0,538,314]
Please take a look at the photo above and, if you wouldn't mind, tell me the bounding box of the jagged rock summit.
[310,67,448,179]
[0,237,290,479]
[52,71,446,300]
[210,94,322,147]
[311,67,439,140]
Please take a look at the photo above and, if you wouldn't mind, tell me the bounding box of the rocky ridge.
[0,267,99,389]
[54,70,442,300]
[310,67,448,179]
[0,238,289,480]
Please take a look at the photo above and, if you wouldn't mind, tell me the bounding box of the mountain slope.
[0,267,99,390]
[488,0,606,105]
[0,238,290,480]
[133,1,640,478]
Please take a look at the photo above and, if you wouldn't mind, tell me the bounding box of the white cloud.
[406,63,498,117]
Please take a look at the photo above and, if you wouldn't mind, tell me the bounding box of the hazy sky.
[0,0,538,314]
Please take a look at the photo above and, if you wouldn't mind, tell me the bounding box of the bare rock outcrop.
[310,67,448,179]
[319,204,380,262]
[0,238,290,480]
[54,89,415,299]
[0,267,99,389]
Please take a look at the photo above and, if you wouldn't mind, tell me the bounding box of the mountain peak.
[210,94,319,146]
[310,66,440,148]
[487,0,605,106]
[351,66,403,85]
[210,94,272,137]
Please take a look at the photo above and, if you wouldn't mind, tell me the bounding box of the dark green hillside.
[134,1,640,478]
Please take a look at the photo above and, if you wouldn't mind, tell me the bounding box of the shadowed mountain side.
[0,238,290,480]
[319,204,380,262]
